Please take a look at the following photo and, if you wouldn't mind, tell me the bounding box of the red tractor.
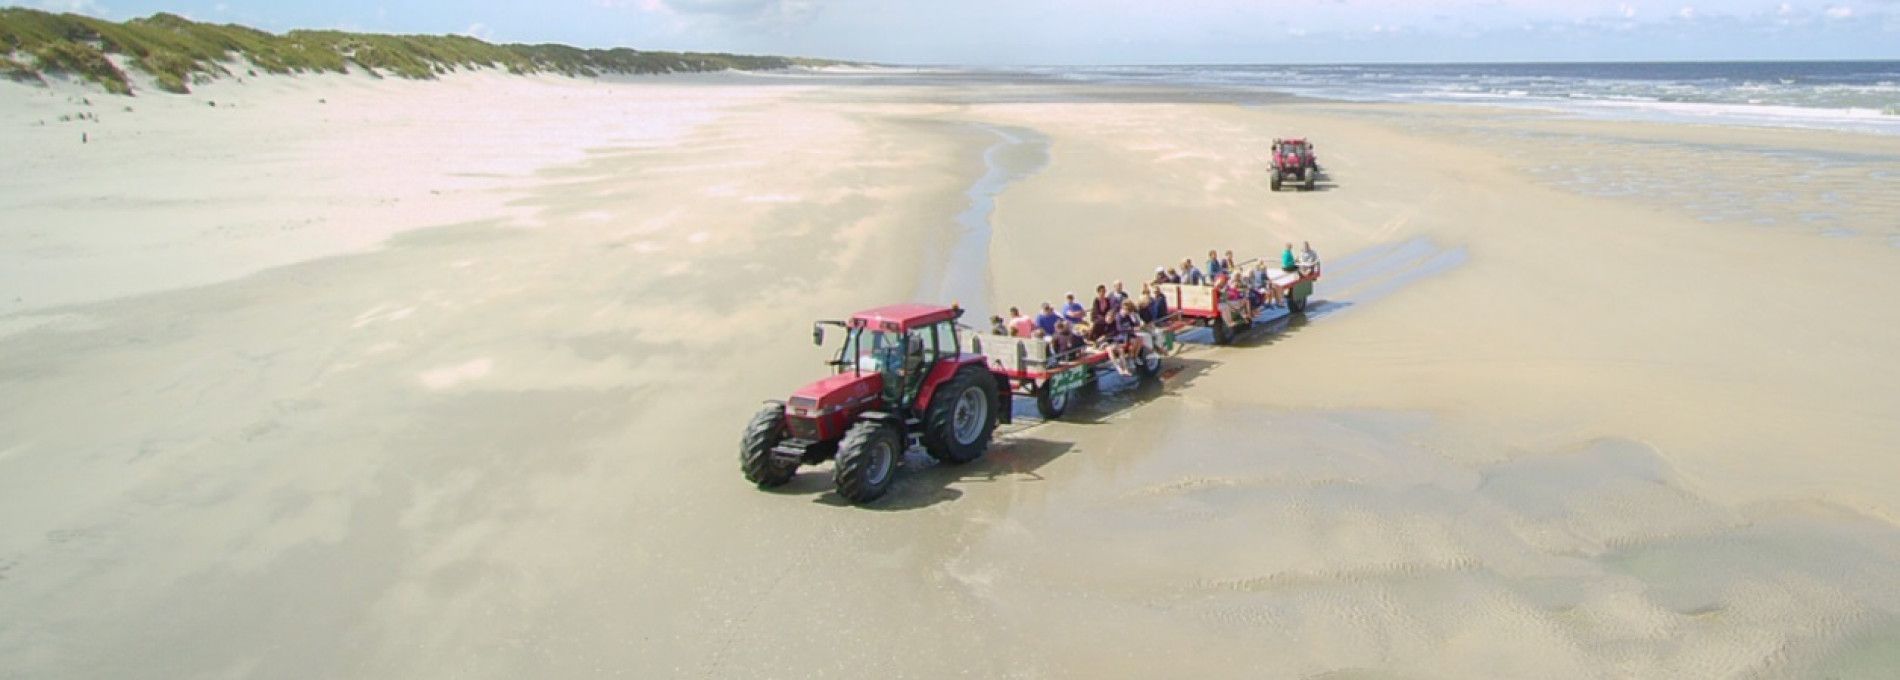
[741,304,1009,504]
[1269,138,1319,192]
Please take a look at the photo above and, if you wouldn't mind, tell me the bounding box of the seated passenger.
[1035,302,1062,337]
[1165,267,1182,284]
[1008,306,1035,338]
[1088,285,1115,340]
[1153,266,1170,286]
[989,315,1008,336]
[1050,320,1085,361]
[1105,300,1144,377]
[1180,257,1205,286]
[1061,292,1087,324]
[1281,242,1297,272]
[1298,241,1321,275]
[1149,285,1169,321]
[1205,249,1225,279]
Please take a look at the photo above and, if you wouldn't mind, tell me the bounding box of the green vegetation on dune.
[0,7,845,95]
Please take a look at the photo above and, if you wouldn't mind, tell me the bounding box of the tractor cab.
[814,303,965,409]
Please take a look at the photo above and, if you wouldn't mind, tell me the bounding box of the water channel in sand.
[912,124,1051,323]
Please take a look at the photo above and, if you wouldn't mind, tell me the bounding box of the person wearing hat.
[1152,266,1170,286]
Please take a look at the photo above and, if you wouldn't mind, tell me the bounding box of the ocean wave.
[1043,62,1900,134]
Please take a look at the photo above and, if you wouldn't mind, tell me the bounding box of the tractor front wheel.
[924,365,1000,465]
[834,419,900,504]
[1304,167,1317,190]
[740,403,796,488]
[1270,173,1283,192]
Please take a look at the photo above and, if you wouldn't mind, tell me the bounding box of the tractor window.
[849,329,905,375]
[921,321,957,363]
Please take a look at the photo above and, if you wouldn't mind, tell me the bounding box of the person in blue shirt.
[1034,302,1062,337]
[1205,249,1225,279]
[1179,257,1205,285]
[1281,242,1297,271]
[1061,292,1086,325]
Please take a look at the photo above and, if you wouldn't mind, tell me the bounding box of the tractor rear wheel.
[1212,316,1233,345]
[834,419,899,504]
[924,365,1000,465]
[1034,381,1069,420]
[1290,292,1309,314]
[1304,167,1317,190]
[740,403,796,488]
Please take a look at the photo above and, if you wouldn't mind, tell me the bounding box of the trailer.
[964,325,1175,420]
[1158,263,1321,345]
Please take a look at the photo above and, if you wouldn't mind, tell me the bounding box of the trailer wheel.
[834,419,899,504]
[923,365,999,465]
[1136,348,1163,378]
[740,403,796,488]
[1034,381,1069,420]
[1212,316,1233,345]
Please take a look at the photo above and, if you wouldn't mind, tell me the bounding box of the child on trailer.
[1104,300,1144,377]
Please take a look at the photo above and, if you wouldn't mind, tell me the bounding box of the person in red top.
[1088,285,1115,341]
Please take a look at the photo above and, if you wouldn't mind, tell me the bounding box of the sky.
[26,0,1900,64]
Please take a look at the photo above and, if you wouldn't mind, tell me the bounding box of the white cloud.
[1825,5,1855,18]
[31,0,105,15]
[1618,3,1637,19]
[1678,5,1697,20]
[461,22,493,40]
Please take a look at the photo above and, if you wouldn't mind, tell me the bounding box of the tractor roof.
[851,303,960,332]
[1282,137,1308,143]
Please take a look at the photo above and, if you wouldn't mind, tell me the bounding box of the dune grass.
[0,7,844,95]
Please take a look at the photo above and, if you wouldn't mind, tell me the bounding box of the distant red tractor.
[741,304,1009,504]
[1269,137,1319,192]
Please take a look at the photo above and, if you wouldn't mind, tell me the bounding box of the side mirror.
[812,324,824,347]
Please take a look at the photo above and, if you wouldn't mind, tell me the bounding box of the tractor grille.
[787,416,821,440]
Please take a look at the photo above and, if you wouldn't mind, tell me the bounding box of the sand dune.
[2,69,1898,678]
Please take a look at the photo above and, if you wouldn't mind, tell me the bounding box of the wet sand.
[2,69,1899,678]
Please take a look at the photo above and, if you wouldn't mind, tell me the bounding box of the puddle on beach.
[935,402,1900,676]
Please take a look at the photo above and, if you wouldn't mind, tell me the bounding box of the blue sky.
[29,0,1900,63]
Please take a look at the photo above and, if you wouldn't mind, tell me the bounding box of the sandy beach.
[3,67,1899,678]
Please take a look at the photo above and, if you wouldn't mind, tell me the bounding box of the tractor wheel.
[1304,168,1317,191]
[834,419,900,504]
[1212,316,1233,345]
[740,403,796,488]
[1270,173,1282,192]
[923,365,1000,465]
[1034,381,1069,420]
[1290,292,1308,314]
[1136,347,1163,379]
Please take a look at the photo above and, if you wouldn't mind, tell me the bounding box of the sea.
[1031,61,1900,135]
